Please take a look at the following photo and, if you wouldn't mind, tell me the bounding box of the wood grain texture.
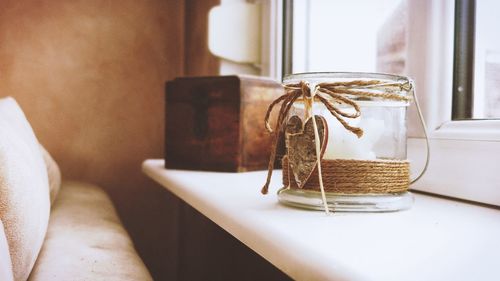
[165,76,240,171]
[240,77,286,170]
[165,76,284,172]
[286,116,328,188]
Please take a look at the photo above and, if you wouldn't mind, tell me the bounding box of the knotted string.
[261,79,412,195]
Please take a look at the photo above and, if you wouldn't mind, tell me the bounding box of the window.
[285,0,407,75]
[285,0,500,120]
[453,0,500,119]
[261,0,500,206]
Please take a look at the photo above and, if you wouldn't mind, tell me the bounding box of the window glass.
[290,0,406,74]
[289,0,500,120]
[473,0,500,119]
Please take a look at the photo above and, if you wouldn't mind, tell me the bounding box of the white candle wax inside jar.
[318,105,385,160]
[279,72,414,212]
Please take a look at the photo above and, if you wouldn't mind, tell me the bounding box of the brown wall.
[184,0,220,76]
[0,0,187,280]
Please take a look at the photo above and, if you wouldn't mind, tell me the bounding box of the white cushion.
[0,220,14,281]
[29,182,153,281]
[39,145,61,205]
[0,97,50,281]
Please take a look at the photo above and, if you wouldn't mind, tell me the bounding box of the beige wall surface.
[0,0,184,279]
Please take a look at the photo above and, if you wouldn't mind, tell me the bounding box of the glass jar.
[277,72,414,212]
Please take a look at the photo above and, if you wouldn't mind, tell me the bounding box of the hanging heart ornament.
[285,115,329,188]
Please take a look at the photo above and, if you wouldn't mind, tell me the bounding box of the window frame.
[406,0,500,206]
[452,0,475,120]
[261,0,500,207]
[259,0,284,79]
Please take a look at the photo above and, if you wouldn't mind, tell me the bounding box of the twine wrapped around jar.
[261,78,414,213]
[282,157,410,194]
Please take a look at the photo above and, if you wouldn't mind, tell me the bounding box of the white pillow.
[39,145,61,205]
[0,220,14,281]
[0,97,50,281]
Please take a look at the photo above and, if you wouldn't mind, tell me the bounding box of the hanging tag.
[285,115,329,188]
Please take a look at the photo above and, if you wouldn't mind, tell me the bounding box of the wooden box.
[165,75,284,172]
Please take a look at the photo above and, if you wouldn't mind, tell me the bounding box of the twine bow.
[261,79,412,195]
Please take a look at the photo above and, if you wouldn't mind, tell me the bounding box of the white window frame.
[261,0,500,207]
[406,0,500,206]
[260,0,283,79]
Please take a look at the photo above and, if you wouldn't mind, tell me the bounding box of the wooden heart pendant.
[285,115,329,188]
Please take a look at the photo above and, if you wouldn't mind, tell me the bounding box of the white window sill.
[143,159,500,281]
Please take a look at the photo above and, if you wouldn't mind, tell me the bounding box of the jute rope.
[282,157,410,194]
[261,79,412,195]
[261,79,413,214]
